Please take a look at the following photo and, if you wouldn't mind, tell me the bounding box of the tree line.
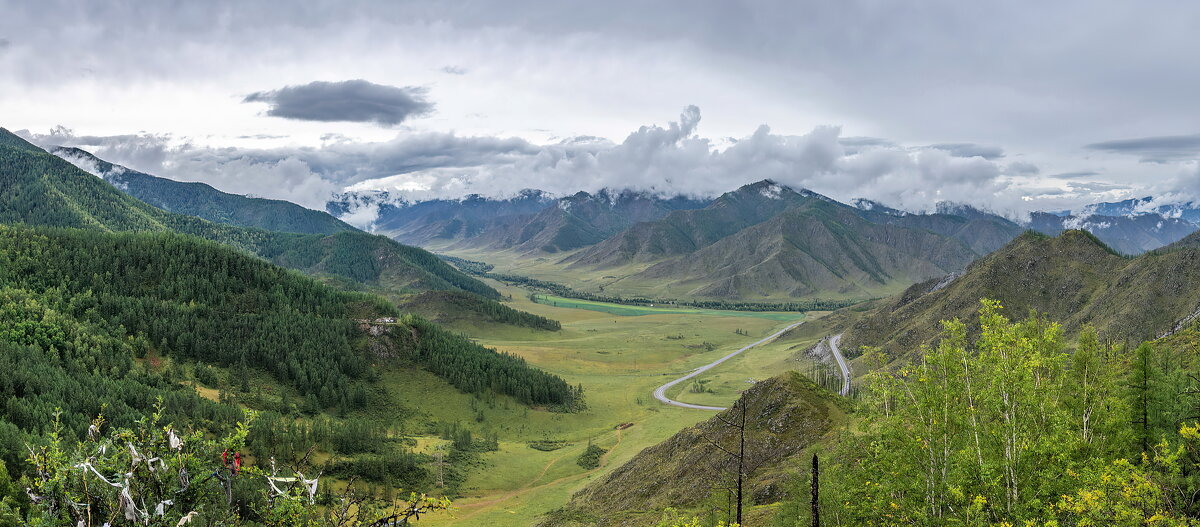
[414,290,561,331]
[394,315,582,409]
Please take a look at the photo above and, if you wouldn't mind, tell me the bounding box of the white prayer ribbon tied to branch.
[74,442,179,524]
[266,474,320,502]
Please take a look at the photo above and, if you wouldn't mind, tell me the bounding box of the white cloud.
[21,105,1189,222]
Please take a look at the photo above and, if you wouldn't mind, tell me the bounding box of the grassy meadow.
[403,279,819,525]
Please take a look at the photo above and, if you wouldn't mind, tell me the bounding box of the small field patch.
[531,294,804,321]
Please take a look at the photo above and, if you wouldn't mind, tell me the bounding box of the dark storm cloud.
[1084,134,1200,163]
[927,143,1005,160]
[243,80,434,126]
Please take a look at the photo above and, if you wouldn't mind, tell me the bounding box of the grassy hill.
[53,146,357,235]
[0,128,497,298]
[830,229,1200,359]
[539,372,842,526]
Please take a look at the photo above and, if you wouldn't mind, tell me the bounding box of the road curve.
[828,333,851,396]
[652,320,806,411]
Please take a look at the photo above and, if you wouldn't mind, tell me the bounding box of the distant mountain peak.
[852,198,908,216]
[730,179,832,203]
[759,182,786,200]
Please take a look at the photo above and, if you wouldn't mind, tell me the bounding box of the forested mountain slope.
[0,128,496,298]
[832,229,1200,358]
[53,146,357,235]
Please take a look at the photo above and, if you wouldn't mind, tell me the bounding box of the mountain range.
[330,188,710,253]
[328,180,1200,303]
[334,180,1028,301]
[35,136,1195,307]
[559,181,1023,300]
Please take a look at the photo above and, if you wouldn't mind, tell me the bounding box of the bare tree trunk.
[811,454,820,527]
[737,404,745,526]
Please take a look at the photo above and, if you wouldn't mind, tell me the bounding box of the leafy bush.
[576,443,607,470]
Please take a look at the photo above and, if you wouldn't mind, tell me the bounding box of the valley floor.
[412,279,827,526]
[429,245,908,303]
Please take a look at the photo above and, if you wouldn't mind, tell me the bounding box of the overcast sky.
[2,0,1198,217]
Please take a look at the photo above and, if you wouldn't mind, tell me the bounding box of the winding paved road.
[828,333,851,396]
[652,320,806,411]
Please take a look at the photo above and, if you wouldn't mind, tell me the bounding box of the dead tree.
[703,399,749,526]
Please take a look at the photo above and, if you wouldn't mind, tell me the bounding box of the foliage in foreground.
[655,508,738,527]
[777,299,1200,526]
[17,406,450,526]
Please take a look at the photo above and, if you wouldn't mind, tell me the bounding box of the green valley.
[6,12,1200,525]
